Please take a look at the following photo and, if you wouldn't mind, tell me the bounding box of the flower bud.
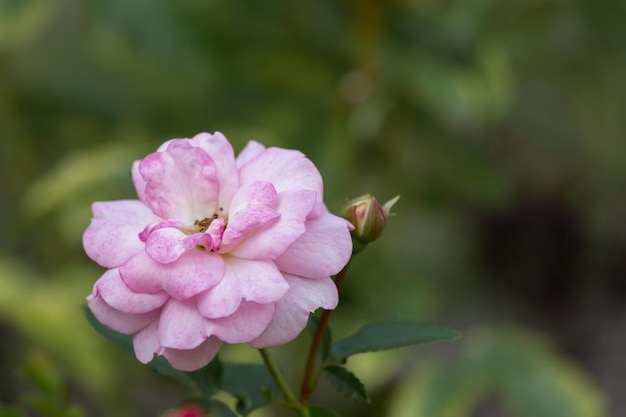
[162,404,205,417]
[341,194,399,252]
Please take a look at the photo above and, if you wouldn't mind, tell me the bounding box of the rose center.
[192,207,226,233]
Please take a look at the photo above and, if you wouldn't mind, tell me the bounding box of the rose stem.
[299,260,352,406]
[259,348,310,417]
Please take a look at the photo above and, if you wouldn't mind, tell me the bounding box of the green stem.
[299,260,352,406]
[259,348,310,417]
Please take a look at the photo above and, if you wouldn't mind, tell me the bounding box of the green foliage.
[0,408,26,417]
[389,328,608,417]
[330,321,461,363]
[220,363,278,415]
[1,0,623,415]
[182,398,238,417]
[85,306,279,415]
[0,350,84,417]
[308,405,341,417]
[323,365,369,404]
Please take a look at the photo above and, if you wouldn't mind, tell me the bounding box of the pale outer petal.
[274,212,353,278]
[95,269,168,314]
[119,251,165,294]
[140,140,219,224]
[235,140,266,169]
[120,250,225,300]
[131,160,148,205]
[83,200,160,268]
[87,291,158,335]
[250,274,339,348]
[209,301,275,344]
[163,337,223,371]
[133,321,162,363]
[196,256,289,319]
[237,147,324,218]
[158,298,210,350]
[188,132,239,213]
[133,321,223,371]
[227,189,316,259]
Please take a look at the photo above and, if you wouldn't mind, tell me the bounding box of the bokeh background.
[1,0,625,416]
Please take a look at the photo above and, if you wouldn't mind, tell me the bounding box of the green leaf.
[85,306,221,395]
[330,321,461,362]
[183,398,238,417]
[188,359,222,397]
[323,365,370,403]
[309,405,341,417]
[221,363,279,415]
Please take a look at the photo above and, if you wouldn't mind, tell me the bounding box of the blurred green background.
[1,0,624,416]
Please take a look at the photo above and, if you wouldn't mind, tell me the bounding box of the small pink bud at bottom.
[163,404,206,417]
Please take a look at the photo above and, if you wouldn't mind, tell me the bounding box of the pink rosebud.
[341,194,399,253]
[163,404,205,417]
[83,133,353,371]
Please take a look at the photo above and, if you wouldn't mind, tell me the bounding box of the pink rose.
[84,132,352,371]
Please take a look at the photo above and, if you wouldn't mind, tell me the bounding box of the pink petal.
[133,321,223,371]
[163,336,223,371]
[250,275,338,348]
[145,227,212,264]
[196,257,289,319]
[206,217,225,249]
[156,138,177,152]
[87,290,158,335]
[120,250,225,300]
[228,190,315,259]
[161,251,225,300]
[131,160,148,205]
[228,181,278,216]
[235,140,266,169]
[133,321,162,363]
[220,205,281,249]
[158,298,209,350]
[96,269,168,314]
[238,147,324,218]
[188,132,239,213]
[139,219,182,242]
[209,301,275,344]
[140,140,219,223]
[274,212,353,278]
[83,200,159,268]
[119,252,163,294]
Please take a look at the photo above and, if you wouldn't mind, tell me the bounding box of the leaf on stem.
[330,321,461,362]
[323,365,370,403]
[309,405,341,417]
[182,398,238,417]
[220,363,278,415]
[84,306,221,395]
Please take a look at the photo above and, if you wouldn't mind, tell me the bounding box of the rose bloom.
[84,132,352,371]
